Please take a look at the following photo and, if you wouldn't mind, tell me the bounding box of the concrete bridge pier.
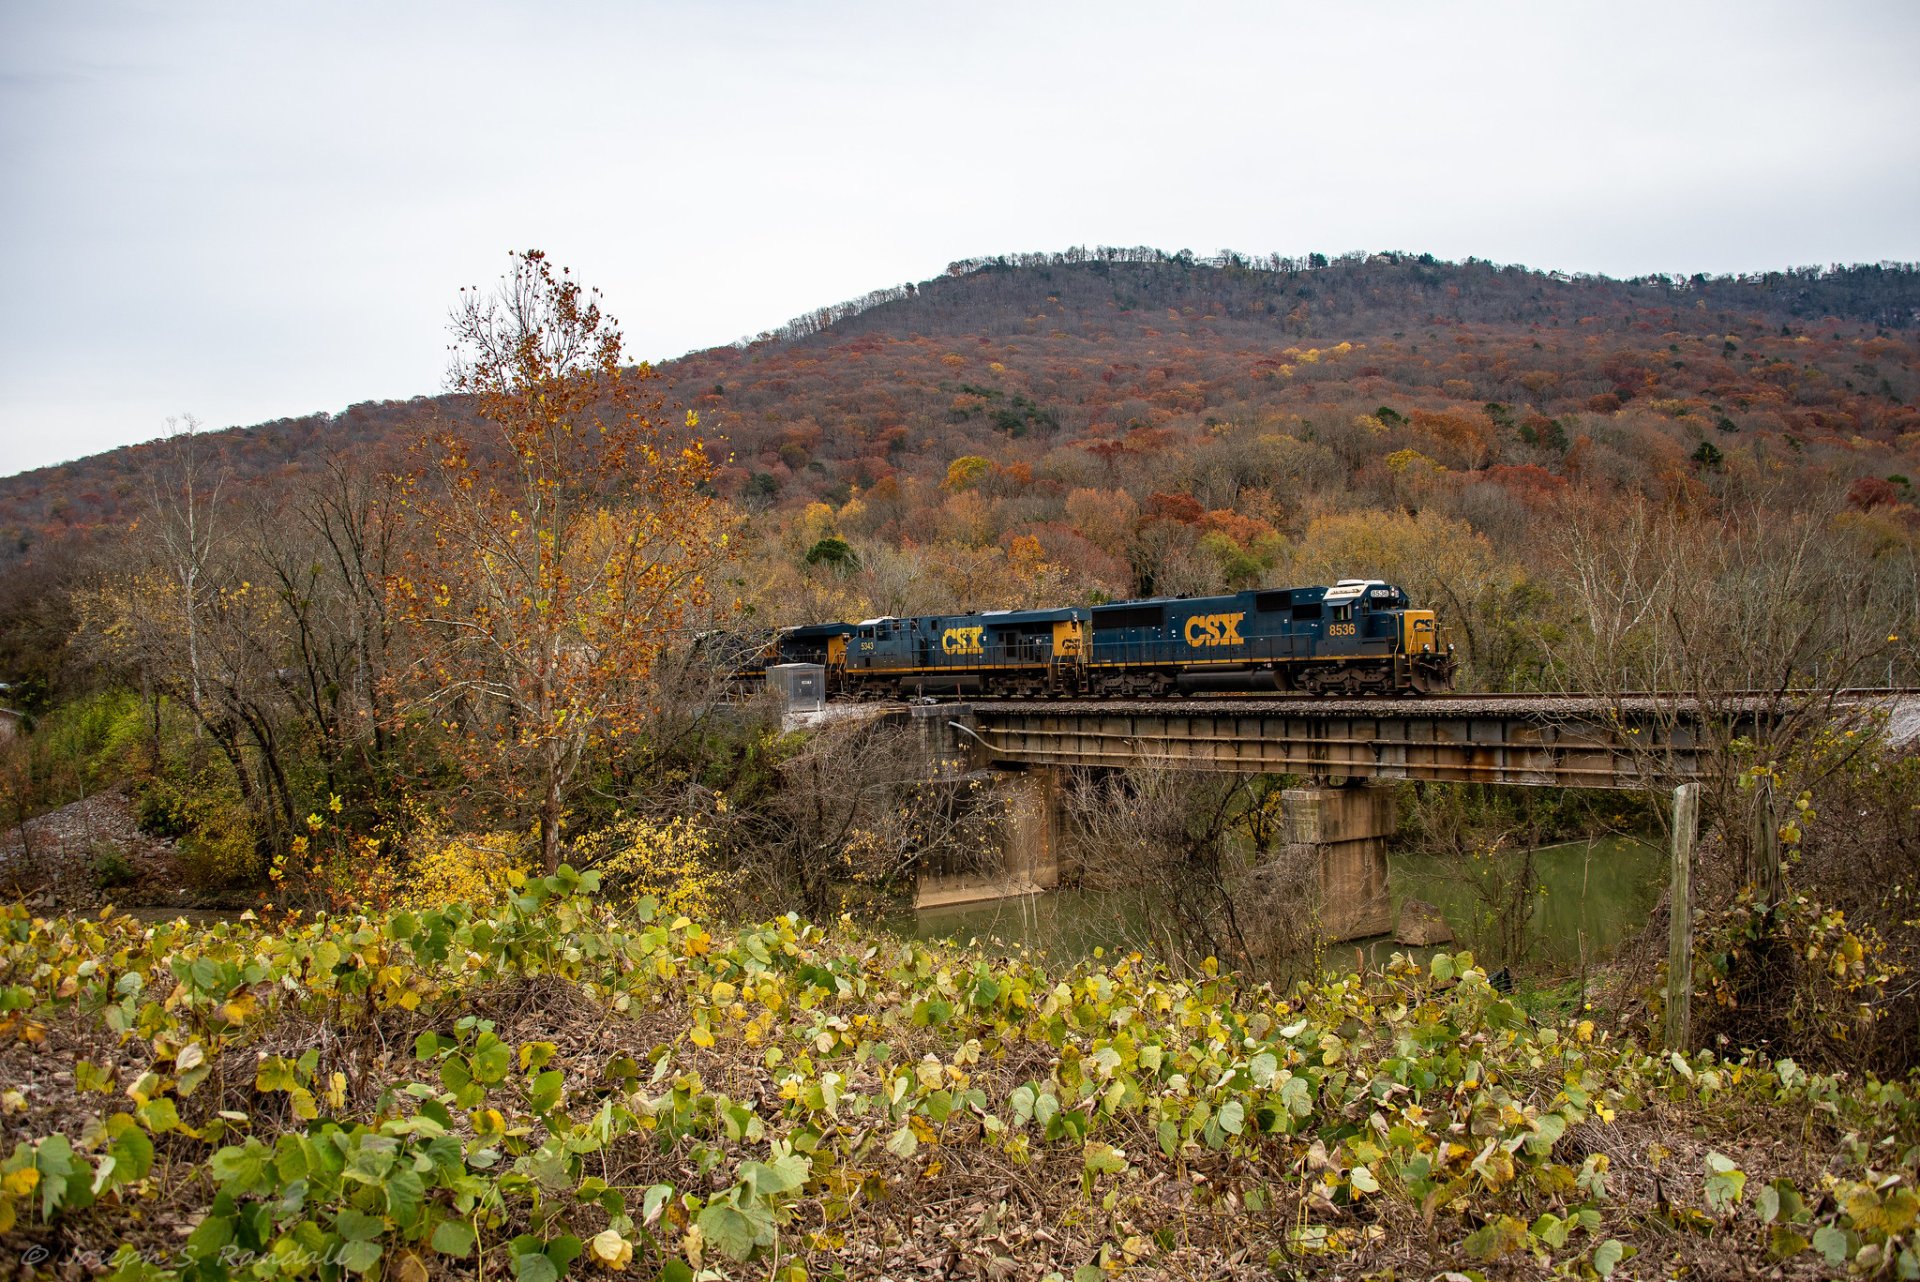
[1281,783,1396,940]
[915,764,1062,909]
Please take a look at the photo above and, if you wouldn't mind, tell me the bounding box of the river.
[895,835,1664,973]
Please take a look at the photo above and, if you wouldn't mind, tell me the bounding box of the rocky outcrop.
[1394,898,1455,947]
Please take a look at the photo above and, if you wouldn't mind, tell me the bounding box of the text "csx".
[1183,612,1245,646]
[941,626,984,655]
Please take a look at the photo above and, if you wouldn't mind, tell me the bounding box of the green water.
[894,835,1663,973]
[1388,836,1664,970]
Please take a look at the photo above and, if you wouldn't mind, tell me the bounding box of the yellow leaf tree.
[397,250,726,874]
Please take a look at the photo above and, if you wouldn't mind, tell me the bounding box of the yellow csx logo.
[1183,612,1246,647]
[941,626,984,655]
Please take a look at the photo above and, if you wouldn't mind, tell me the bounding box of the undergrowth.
[0,874,1915,1279]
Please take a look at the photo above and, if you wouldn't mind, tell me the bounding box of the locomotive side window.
[1097,605,1163,631]
[1254,591,1290,614]
[1331,604,1353,623]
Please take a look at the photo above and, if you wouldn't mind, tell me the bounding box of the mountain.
[2,249,1916,566]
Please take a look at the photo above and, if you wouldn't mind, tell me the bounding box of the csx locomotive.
[767,579,1455,699]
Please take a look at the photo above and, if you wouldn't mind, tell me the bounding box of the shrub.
[572,814,722,918]
[135,772,259,891]
[88,843,136,890]
[399,827,530,913]
[134,782,192,840]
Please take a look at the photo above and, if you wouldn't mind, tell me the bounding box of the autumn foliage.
[392,251,725,873]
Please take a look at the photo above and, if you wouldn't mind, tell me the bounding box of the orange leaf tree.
[397,250,724,874]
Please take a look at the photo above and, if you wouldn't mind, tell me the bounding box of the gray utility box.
[766,663,827,713]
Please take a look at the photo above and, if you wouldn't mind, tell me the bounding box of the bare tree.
[728,718,1007,921]
[1064,763,1321,983]
[147,416,227,725]
[1542,486,1905,878]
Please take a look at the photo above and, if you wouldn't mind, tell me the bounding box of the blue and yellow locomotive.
[771,579,1455,699]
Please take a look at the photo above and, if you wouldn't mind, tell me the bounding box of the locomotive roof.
[857,608,1084,626]
[781,622,857,639]
[1087,581,1401,616]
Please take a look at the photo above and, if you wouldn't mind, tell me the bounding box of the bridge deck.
[935,691,1912,788]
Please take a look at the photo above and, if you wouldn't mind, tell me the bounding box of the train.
[763,579,1456,699]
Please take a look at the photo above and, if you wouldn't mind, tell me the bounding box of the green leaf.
[385,1167,426,1224]
[544,1234,582,1272]
[335,1207,385,1242]
[1813,1225,1850,1267]
[696,1202,762,1262]
[886,1126,918,1159]
[1593,1239,1625,1277]
[137,1098,180,1134]
[514,1252,558,1282]
[209,1141,274,1197]
[105,1117,154,1185]
[431,1220,476,1258]
[1768,1226,1809,1260]
[185,1211,233,1258]
[440,1056,472,1093]
[1703,1151,1746,1212]
[529,1069,565,1114]
[337,1240,383,1275]
[1218,1099,1245,1136]
[471,1042,512,1085]
[741,1154,809,1201]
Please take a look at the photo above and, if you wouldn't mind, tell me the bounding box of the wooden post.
[1751,778,1782,908]
[1666,783,1700,1051]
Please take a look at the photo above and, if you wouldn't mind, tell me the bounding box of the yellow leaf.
[590,1230,634,1270]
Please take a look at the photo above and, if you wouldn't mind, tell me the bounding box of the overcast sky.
[2,1,1917,478]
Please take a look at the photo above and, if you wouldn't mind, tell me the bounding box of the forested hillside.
[6,251,1916,561]
[3,249,1918,705]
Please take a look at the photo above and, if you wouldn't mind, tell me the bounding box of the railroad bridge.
[822,690,1916,938]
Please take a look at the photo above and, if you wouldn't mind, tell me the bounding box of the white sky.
[2,0,1917,477]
